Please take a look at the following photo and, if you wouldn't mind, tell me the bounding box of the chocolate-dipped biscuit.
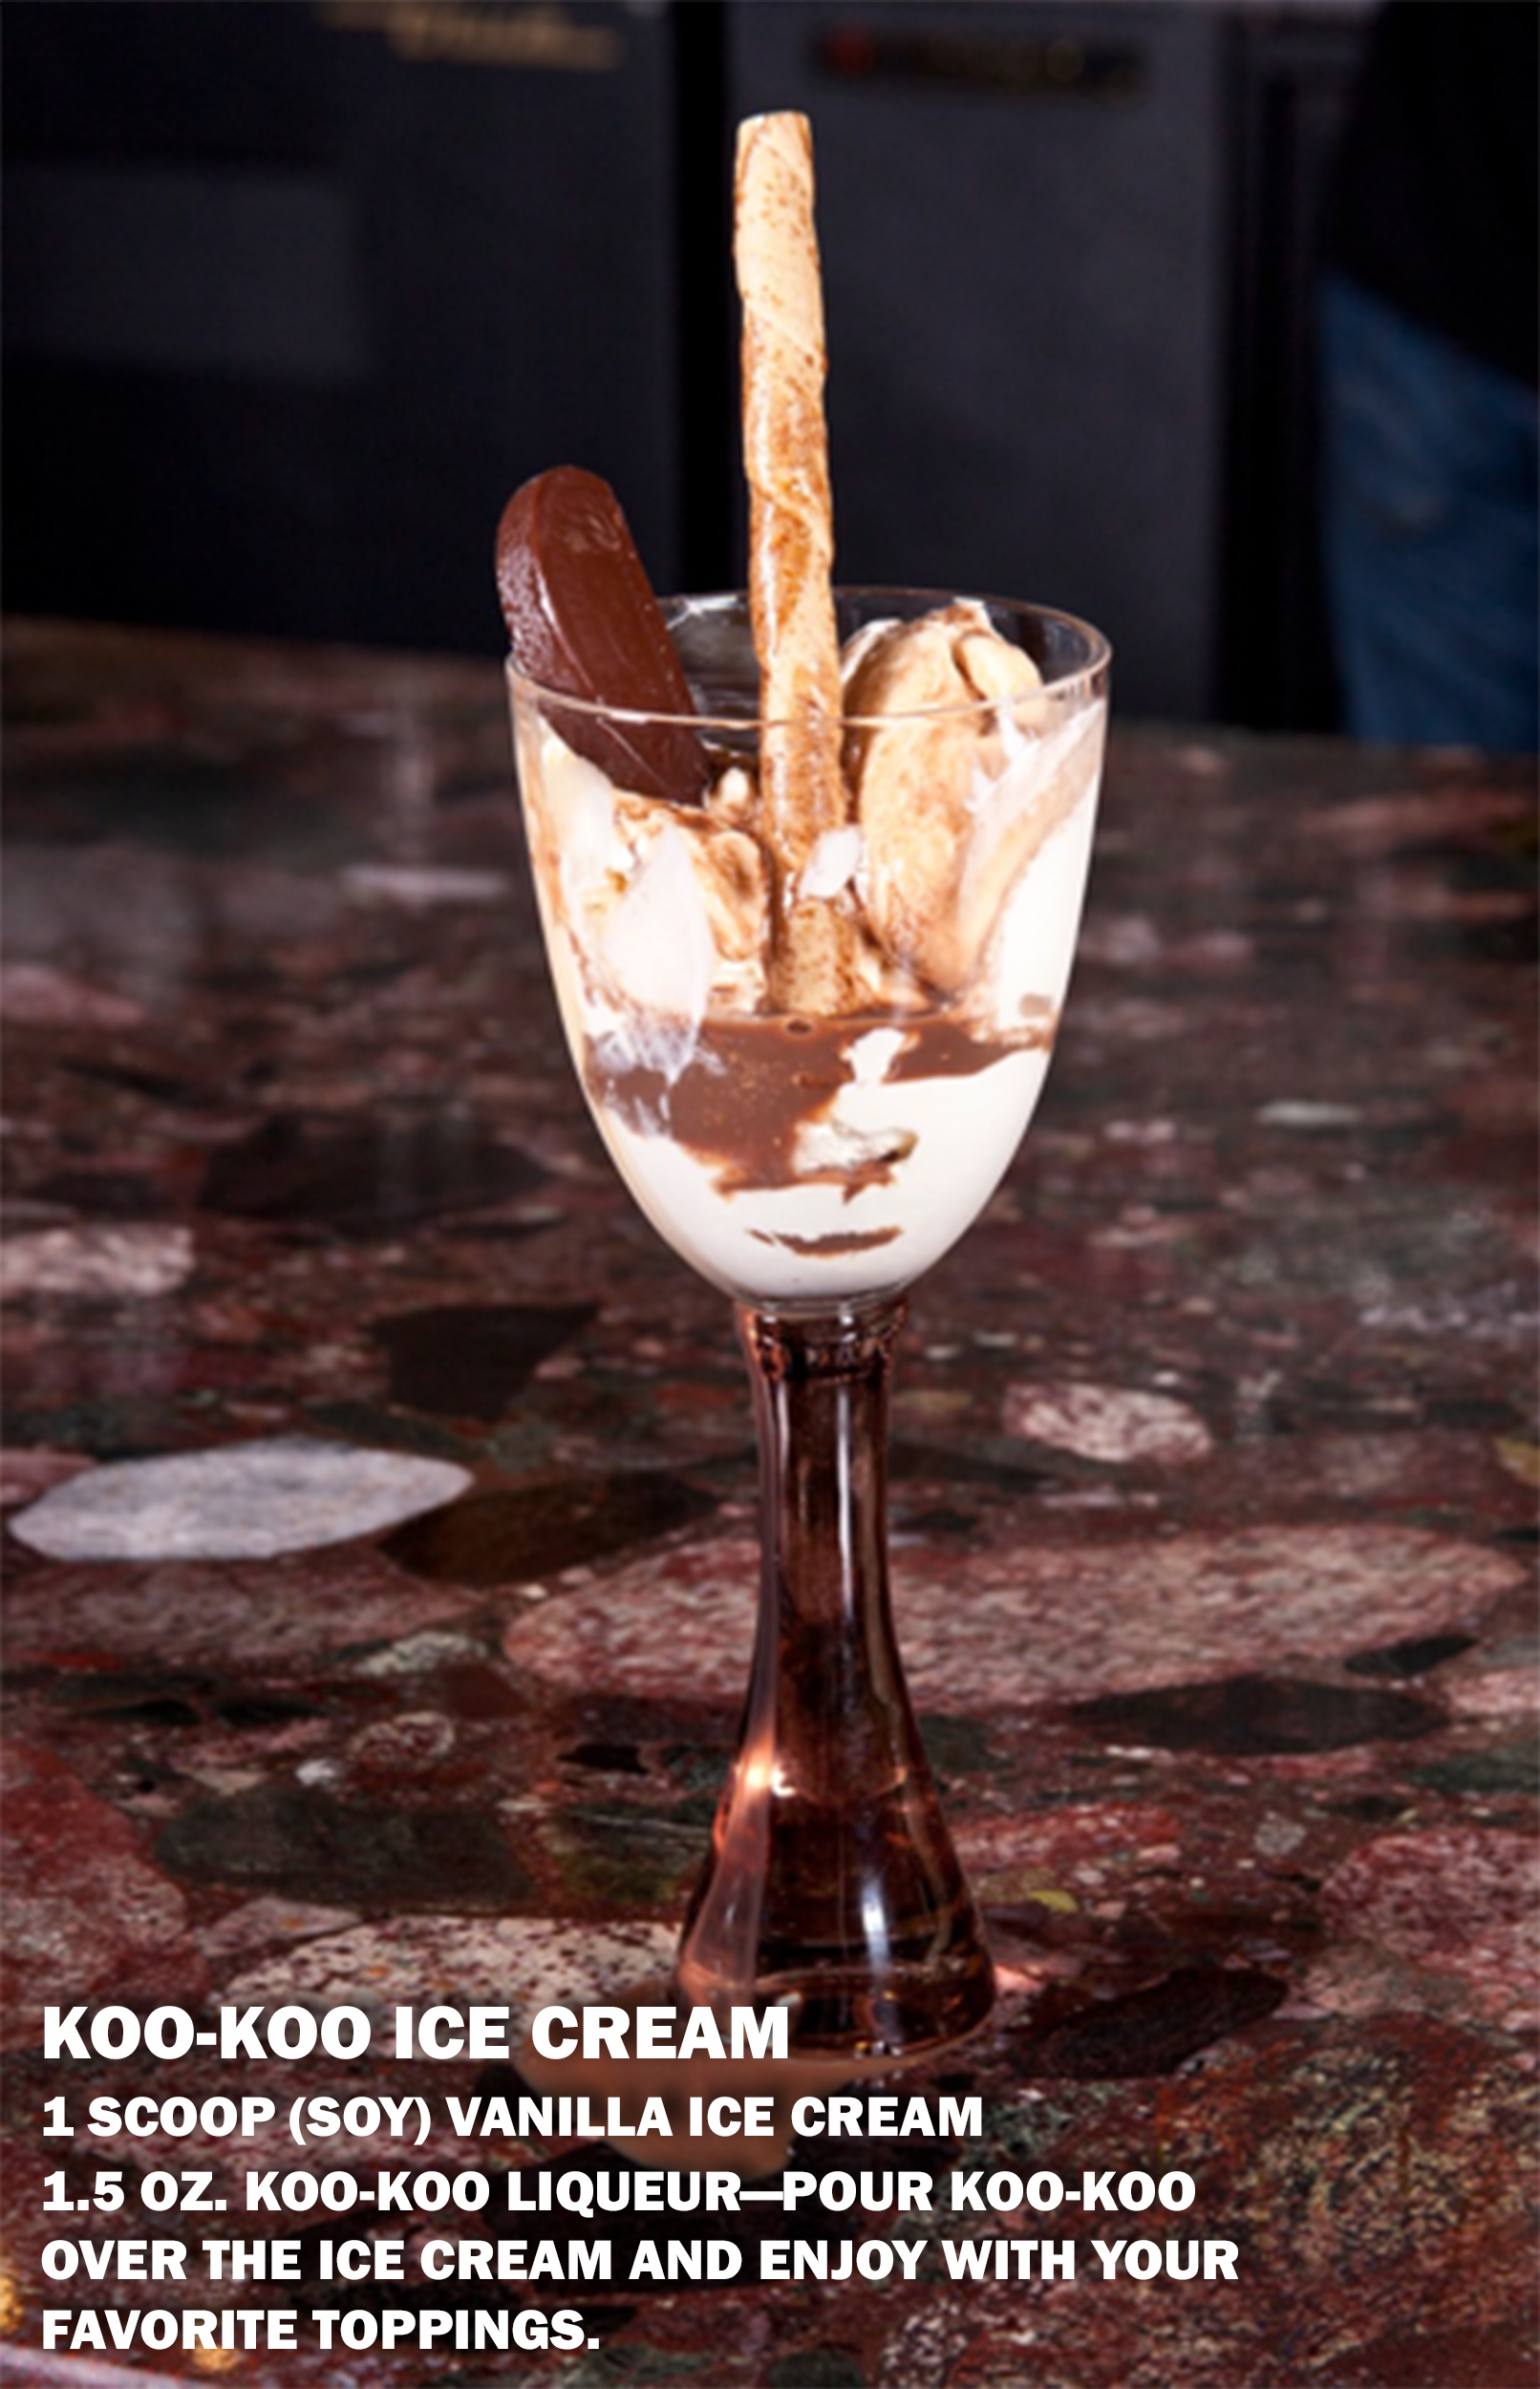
[496,467,710,805]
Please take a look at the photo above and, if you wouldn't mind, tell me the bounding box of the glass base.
[676,1950,995,2063]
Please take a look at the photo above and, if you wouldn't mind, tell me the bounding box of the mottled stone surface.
[221,1913,678,2024]
[0,624,1533,2384]
[1001,1380,1215,1463]
[1314,1826,1539,2030]
[498,1522,1526,1706]
[0,959,146,1028]
[8,1436,472,1560]
[200,1110,548,1238]
[0,1223,194,1302]
[1,1741,207,2043]
[371,1302,598,1420]
[0,1449,96,1507]
[0,1547,483,1667]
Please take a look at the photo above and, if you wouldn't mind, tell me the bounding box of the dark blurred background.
[0,0,1494,729]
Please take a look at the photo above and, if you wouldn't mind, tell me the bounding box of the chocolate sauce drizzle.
[750,1224,902,1256]
[585,1004,1053,1197]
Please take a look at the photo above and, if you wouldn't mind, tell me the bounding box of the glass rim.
[504,586,1111,734]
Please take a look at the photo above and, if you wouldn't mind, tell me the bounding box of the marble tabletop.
[1,618,1535,2389]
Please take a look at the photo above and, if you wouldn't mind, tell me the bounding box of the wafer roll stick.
[735,112,852,1012]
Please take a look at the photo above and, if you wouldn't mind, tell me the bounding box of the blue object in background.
[1319,271,1539,753]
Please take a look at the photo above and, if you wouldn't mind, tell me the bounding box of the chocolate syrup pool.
[584,1005,1052,1201]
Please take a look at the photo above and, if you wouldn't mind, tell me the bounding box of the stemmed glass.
[507,591,1108,2058]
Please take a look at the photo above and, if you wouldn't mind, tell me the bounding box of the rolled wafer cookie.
[735,112,856,1012]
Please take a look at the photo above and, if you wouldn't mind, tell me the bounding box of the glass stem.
[675,1297,995,2055]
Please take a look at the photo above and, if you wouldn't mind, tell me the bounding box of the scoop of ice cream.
[527,733,770,1027]
[844,602,1045,995]
[612,792,768,996]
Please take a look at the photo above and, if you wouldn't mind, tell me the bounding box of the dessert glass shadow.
[507,590,1109,2058]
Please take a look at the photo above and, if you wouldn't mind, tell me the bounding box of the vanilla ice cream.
[513,596,1106,1302]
